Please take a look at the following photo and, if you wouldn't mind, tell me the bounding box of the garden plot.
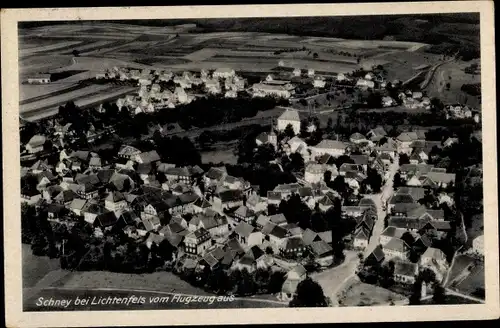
[20,83,79,103]
[62,56,152,72]
[19,41,83,57]
[62,40,115,53]
[19,55,74,77]
[278,59,358,73]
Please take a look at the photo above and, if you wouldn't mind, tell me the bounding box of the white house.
[313,77,326,88]
[304,163,337,184]
[27,74,51,84]
[312,139,347,158]
[277,109,301,135]
[26,135,46,154]
[252,83,295,99]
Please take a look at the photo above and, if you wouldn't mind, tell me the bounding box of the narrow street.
[311,251,359,306]
[364,157,400,257]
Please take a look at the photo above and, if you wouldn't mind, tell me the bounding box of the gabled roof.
[269,213,287,225]
[269,225,288,239]
[388,217,430,230]
[384,237,410,253]
[350,132,366,141]
[381,226,405,239]
[262,222,277,235]
[27,134,46,147]
[217,189,243,203]
[234,222,255,238]
[234,205,254,218]
[422,247,447,262]
[426,172,456,184]
[368,245,385,262]
[205,167,227,180]
[317,231,333,243]
[193,197,211,208]
[310,240,333,256]
[350,154,369,166]
[119,210,139,225]
[96,211,117,227]
[282,236,305,250]
[105,191,125,203]
[397,132,419,142]
[136,150,160,164]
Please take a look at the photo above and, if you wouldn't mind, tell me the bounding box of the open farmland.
[19,41,84,57]
[424,59,481,107]
[337,279,407,307]
[377,50,444,82]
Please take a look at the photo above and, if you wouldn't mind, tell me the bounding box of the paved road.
[364,157,400,257]
[311,251,359,306]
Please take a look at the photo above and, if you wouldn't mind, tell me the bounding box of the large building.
[252,83,295,99]
[27,74,51,84]
[277,109,301,135]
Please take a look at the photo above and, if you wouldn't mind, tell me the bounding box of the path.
[445,288,485,303]
[311,251,359,306]
[364,157,399,257]
[420,55,458,90]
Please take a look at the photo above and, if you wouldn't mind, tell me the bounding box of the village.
[20,62,484,306]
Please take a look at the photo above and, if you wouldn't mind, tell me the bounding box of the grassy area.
[337,280,406,307]
[22,244,61,288]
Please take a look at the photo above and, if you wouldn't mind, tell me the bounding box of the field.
[18,22,451,121]
[453,264,485,298]
[424,59,481,107]
[337,279,407,307]
[201,148,239,165]
[420,294,481,305]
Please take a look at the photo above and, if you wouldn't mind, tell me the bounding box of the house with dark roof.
[233,246,271,273]
[367,126,387,142]
[93,211,118,229]
[234,221,264,247]
[418,221,452,240]
[279,236,306,259]
[349,132,367,144]
[266,225,289,253]
[394,261,419,284]
[388,216,431,232]
[310,240,334,266]
[266,191,283,205]
[353,226,370,250]
[420,247,449,282]
[212,189,244,211]
[204,167,227,187]
[256,214,271,229]
[365,245,385,266]
[192,197,212,214]
[280,264,307,301]
[233,205,255,224]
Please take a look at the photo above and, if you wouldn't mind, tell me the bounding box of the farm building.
[26,135,46,153]
[27,74,51,84]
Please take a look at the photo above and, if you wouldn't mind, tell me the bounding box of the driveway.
[364,157,399,257]
[311,251,359,306]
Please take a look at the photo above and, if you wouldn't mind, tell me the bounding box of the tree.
[289,277,328,307]
[430,97,445,113]
[72,49,80,57]
[284,124,296,138]
[433,283,446,304]
[366,167,383,193]
[313,53,319,59]
[323,170,332,185]
[326,117,333,132]
[265,246,274,255]
[393,172,403,189]
[268,270,286,293]
[289,153,305,172]
[399,153,410,165]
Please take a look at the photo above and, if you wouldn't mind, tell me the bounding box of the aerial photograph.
[19,13,484,311]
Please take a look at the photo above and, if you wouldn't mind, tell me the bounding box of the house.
[365,245,385,266]
[89,156,102,170]
[213,68,236,79]
[304,163,336,184]
[420,247,449,282]
[212,189,244,211]
[233,205,255,224]
[396,132,420,154]
[407,205,445,221]
[164,167,196,184]
[394,261,419,284]
[54,189,77,205]
[104,191,128,214]
[312,139,347,158]
[233,246,270,273]
[266,224,288,253]
[356,79,375,89]
[382,96,395,107]
[310,240,334,266]
[383,237,411,261]
[118,145,141,159]
[26,135,46,154]
[349,132,367,144]
[204,167,227,187]
[424,171,456,188]
[246,194,267,213]
[93,211,118,229]
[472,234,484,256]
[192,197,212,214]
[367,126,387,142]
[199,215,229,238]
[313,76,326,88]
[277,109,301,135]
[184,228,212,256]
[234,222,263,247]
[280,265,307,301]
[379,226,406,246]
[353,227,370,250]
[21,188,42,205]
[269,213,287,226]
[279,236,307,258]
[133,150,160,165]
[418,221,452,240]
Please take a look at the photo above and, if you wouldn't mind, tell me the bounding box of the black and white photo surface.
[2,2,498,327]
